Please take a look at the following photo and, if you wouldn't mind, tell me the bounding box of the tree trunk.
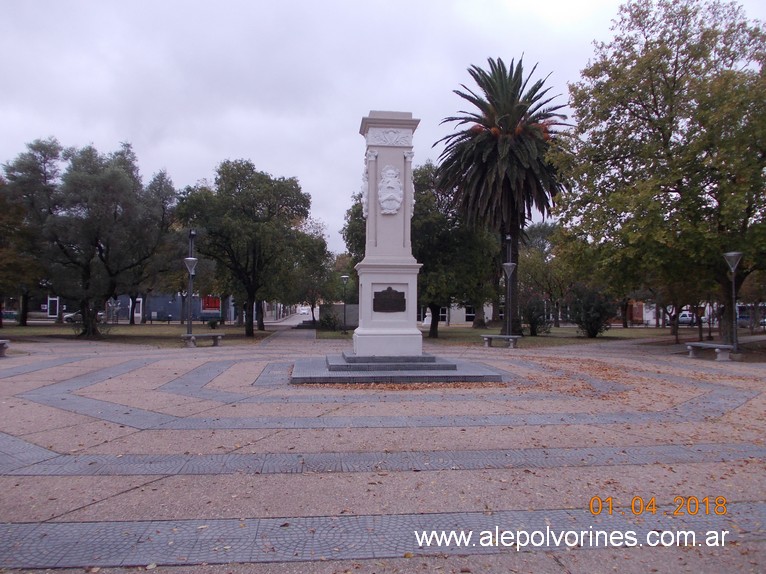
[129,294,138,325]
[428,302,441,338]
[472,304,487,329]
[79,300,101,338]
[19,290,30,326]
[553,300,561,328]
[491,290,501,323]
[256,300,265,331]
[669,302,680,344]
[245,294,256,337]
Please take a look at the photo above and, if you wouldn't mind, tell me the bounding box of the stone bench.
[481,335,522,348]
[686,342,733,361]
[181,333,225,348]
[0,339,9,357]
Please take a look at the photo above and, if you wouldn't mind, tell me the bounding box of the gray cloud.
[3,0,764,251]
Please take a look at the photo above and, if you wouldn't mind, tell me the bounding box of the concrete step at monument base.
[327,353,456,372]
[290,357,504,384]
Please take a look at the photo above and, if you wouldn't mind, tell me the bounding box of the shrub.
[319,312,342,331]
[522,295,552,336]
[568,284,617,338]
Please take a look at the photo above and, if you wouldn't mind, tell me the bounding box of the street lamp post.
[723,251,742,354]
[184,230,198,336]
[502,262,516,338]
[341,275,349,334]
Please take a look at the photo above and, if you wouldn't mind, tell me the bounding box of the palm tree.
[436,57,568,335]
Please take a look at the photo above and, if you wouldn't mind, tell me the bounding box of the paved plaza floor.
[0,325,764,573]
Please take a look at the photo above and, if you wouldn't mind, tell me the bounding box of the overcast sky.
[3,0,765,253]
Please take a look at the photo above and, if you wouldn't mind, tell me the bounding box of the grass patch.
[0,322,272,348]
[419,325,676,348]
[316,330,354,340]
[316,324,676,348]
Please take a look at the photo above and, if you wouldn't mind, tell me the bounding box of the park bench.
[481,335,522,349]
[686,342,733,361]
[0,339,9,357]
[181,333,225,348]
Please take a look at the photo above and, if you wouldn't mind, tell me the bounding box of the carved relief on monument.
[378,165,403,215]
[367,127,412,147]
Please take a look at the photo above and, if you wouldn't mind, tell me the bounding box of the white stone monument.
[353,111,423,357]
[289,110,502,383]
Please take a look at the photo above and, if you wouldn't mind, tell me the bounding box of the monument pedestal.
[353,258,422,357]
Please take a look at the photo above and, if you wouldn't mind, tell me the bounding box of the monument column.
[354,111,423,357]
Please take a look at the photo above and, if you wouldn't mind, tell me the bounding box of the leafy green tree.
[116,169,178,324]
[279,219,335,325]
[554,0,766,343]
[411,162,460,338]
[5,140,171,336]
[2,138,63,325]
[177,160,311,336]
[341,193,366,268]
[436,57,569,335]
[517,222,575,329]
[331,253,359,305]
[451,226,500,329]
[0,176,43,327]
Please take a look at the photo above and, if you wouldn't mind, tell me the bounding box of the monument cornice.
[359,111,420,138]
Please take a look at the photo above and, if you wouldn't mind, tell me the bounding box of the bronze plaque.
[373,287,406,313]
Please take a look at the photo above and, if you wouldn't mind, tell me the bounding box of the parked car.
[677,311,697,326]
[63,310,105,323]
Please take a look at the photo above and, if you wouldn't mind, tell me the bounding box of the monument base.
[352,327,423,357]
[290,353,504,384]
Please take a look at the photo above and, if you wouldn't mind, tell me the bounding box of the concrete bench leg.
[185,337,197,348]
[687,346,700,358]
[483,339,491,348]
[212,337,220,347]
[0,345,7,357]
[715,348,731,361]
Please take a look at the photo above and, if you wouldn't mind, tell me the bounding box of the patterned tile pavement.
[0,325,764,573]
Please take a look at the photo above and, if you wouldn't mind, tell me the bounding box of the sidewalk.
[0,330,763,573]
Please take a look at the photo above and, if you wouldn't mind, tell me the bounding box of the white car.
[64,310,106,323]
[299,307,310,315]
[677,311,697,326]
